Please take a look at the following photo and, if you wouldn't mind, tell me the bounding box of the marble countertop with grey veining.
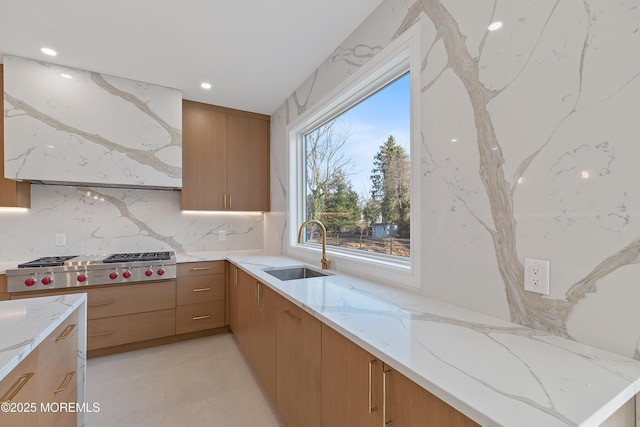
[2,251,639,425]
[223,253,640,427]
[0,293,87,380]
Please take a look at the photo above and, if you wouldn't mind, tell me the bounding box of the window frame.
[287,20,422,289]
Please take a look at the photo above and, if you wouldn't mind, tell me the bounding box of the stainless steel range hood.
[3,55,182,189]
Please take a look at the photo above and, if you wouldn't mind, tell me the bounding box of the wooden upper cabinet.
[0,64,31,208]
[181,100,270,211]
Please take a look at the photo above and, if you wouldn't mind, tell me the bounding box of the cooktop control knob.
[42,276,53,285]
[109,271,119,280]
[145,269,153,277]
[77,274,87,283]
[25,277,36,287]
[157,268,165,276]
[122,271,131,279]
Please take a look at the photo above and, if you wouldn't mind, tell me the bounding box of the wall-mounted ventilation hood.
[3,55,182,189]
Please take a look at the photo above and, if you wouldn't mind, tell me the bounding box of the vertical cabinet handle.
[383,369,392,426]
[234,267,238,287]
[223,194,227,209]
[229,194,232,209]
[368,360,378,413]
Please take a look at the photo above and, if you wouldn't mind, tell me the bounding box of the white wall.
[266,0,640,359]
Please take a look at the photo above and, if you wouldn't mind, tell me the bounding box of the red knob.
[145,269,153,277]
[77,274,87,283]
[109,271,119,280]
[123,271,131,279]
[157,268,165,276]
[25,278,36,287]
[42,276,53,285]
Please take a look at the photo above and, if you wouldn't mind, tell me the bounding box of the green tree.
[370,135,411,237]
[321,180,360,233]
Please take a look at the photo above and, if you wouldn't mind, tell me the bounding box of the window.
[288,22,421,287]
[302,74,411,259]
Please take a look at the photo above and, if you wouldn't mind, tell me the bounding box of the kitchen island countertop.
[224,253,640,427]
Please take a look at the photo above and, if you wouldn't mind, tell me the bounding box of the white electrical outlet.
[524,258,550,295]
[54,233,66,246]
[219,231,226,241]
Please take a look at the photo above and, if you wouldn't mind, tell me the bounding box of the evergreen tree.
[370,135,411,237]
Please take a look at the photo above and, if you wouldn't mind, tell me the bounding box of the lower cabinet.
[321,324,478,427]
[276,295,322,427]
[176,261,226,334]
[231,267,277,402]
[0,306,80,427]
[231,265,480,427]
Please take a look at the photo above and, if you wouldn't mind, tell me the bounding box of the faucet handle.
[321,257,331,270]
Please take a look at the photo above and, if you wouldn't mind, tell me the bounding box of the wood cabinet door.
[253,282,277,402]
[181,101,228,210]
[276,295,322,427]
[226,114,270,211]
[387,366,479,427]
[322,324,379,427]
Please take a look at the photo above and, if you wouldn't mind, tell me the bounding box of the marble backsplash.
[0,184,264,262]
[266,0,640,359]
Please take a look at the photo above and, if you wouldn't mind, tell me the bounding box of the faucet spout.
[297,220,331,270]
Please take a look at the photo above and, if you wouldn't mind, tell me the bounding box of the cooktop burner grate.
[102,251,172,263]
[18,255,79,268]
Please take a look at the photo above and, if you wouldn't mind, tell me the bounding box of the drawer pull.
[55,323,77,341]
[192,315,211,320]
[191,267,211,271]
[192,287,211,292]
[54,371,76,394]
[0,372,34,403]
[368,360,378,413]
[89,301,116,307]
[89,331,115,337]
[284,309,301,323]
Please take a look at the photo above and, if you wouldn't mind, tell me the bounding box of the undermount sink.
[264,266,330,281]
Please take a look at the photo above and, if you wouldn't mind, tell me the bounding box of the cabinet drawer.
[177,261,225,277]
[176,301,225,334]
[38,309,79,371]
[177,274,225,305]
[38,334,78,427]
[88,309,176,350]
[87,281,175,319]
[0,348,38,426]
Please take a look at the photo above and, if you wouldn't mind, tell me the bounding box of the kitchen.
[2,0,640,426]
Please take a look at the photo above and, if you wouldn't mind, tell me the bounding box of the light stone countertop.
[222,253,640,427]
[0,293,87,380]
[3,252,639,426]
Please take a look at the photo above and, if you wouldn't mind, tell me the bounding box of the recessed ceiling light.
[40,47,57,56]
[488,22,503,31]
[201,82,212,90]
[59,73,72,79]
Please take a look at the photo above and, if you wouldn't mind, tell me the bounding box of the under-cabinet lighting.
[0,207,29,213]
[200,82,212,90]
[59,72,73,79]
[488,22,503,31]
[41,47,57,56]
[182,210,263,216]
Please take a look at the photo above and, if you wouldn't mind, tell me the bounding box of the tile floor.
[85,333,284,427]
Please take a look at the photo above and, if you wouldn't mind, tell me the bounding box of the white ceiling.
[0,0,383,115]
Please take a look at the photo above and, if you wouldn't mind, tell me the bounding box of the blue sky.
[335,72,410,198]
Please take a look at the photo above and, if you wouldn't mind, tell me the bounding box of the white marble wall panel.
[268,0,640,361]
[0,185,263,262]
[3,55,182,188]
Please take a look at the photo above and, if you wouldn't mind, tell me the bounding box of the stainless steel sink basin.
[264,266,330,281]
